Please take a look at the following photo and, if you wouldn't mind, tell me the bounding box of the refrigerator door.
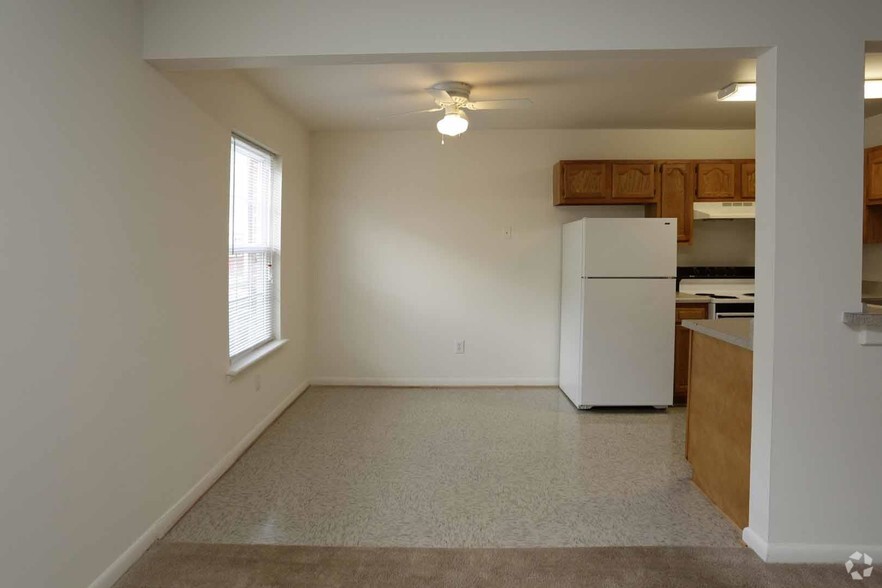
[580,278,675,407]
[582,218,676,278]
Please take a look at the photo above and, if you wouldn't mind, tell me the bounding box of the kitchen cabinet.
[864,146,882,244]
[739,160,756,200]
[554,161,610,204]
[658,162,693,243]
[866,206,882,244]
[867,145,882,204]
[695,162,737,201]
[611,162,656,201]
[554,159,756,208]
[673,302,708,405]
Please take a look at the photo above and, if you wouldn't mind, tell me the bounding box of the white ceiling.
[242,54,882,131]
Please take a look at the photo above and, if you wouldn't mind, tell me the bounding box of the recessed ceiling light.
[717,80,882,101]
[717,82,756,102]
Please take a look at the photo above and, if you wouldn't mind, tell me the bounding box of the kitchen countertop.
[676,293,712,303]
[682,318,753,351]
[843,303,882,328]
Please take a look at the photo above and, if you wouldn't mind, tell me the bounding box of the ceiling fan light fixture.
[717,82,757,102]
[436,110,469,137]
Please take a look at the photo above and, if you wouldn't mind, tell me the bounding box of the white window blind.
[229,135,281,360]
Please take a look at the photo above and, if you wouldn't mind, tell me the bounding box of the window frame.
[227,133,284,374]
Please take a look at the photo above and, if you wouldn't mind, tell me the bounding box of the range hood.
[693,201,755,220]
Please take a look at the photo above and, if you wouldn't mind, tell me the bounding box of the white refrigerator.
[558,218,676,409]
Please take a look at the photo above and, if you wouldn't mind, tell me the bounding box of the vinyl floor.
[165,386,742,548]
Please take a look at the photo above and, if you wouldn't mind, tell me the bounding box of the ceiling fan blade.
[379,107,444,119]
[426,88,453,103]
[466,99,533,111]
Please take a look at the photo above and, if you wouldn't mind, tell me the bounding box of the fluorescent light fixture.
[718,80,882,102]
[717,82,756,102]
[436,110,469,137]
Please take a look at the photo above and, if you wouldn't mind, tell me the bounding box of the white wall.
[0,4,308,588]
[310,129,754,383]
[865,114,882,282]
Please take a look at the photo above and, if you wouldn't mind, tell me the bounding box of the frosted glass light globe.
[436,111,469,136]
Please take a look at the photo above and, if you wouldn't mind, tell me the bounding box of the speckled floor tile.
[165,387,743,548]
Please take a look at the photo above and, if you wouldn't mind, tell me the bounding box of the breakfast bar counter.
[681,318,753,350]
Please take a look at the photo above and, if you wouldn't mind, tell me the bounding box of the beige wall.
[678,220,755,267]
[0,4,308,587]
[865,113,882,282]
[310,129,755,383]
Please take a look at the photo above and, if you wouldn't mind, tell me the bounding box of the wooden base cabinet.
[867,145,882,204]
[673,303,708,405]
[864,146,882,244]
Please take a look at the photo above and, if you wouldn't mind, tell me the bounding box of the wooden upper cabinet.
[739,161,756,200]
[867,146,882,204]
[611,162,656,201]
[554,161,611,204]
[658,162,693,243]
[695,162,737,200]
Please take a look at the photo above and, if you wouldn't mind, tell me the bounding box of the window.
[228,135,281,362]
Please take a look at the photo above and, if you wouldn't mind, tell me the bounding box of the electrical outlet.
[254,374,261,392]
[455,340,466,354]
[503,226,512,239]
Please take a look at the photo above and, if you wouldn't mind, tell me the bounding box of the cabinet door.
[867,146,882,203]
[695,162,736,200]
[739,161,756,200]
[557,162,610,204]
[673,303,708,405]
[659,162,693,243]
[673,325,692,403]
[611,162,655,201]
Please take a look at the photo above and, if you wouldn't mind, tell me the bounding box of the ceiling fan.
[388,81,533,139]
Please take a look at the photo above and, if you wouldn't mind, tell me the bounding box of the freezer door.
[581,278,675,407]
[581,218,676,278]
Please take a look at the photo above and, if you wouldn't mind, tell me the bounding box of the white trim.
[227,338,288,377]
[309,376,559,387]
[742,527,769,561]
[743,527,882,563]
[87,380,310,588]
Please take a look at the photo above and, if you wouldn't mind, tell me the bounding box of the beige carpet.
[113,543,876,588]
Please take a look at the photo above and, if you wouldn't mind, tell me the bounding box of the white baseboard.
[309,377,559,387]
[742,527,769,561]
[743,527,881,563]
[88,380,310,588]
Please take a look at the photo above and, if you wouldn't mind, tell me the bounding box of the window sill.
[227,339,288,378]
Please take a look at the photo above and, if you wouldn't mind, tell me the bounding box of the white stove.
[677,268,755,319]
